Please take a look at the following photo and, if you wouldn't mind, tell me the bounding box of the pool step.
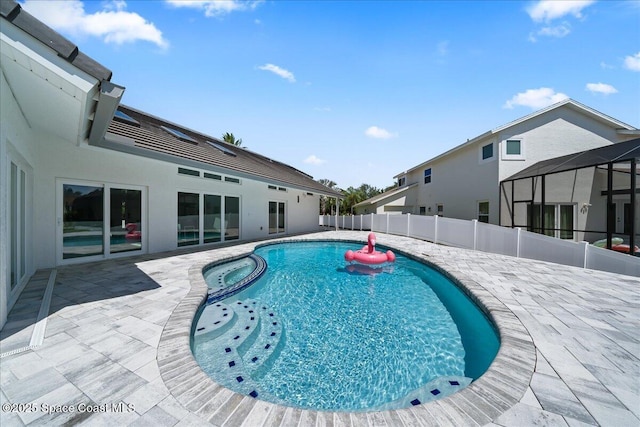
[193,302,235,339]
[204,258,255,294]
[241,305,284,377]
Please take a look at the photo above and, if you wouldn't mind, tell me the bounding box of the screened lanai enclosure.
[500,138,640,256]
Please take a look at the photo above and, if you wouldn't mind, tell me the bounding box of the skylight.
[113,109,140,126]
[161,126,197,143]
[207,141,237,157]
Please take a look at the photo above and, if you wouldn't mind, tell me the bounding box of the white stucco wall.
[1,68,38,328]
[28,131,322,269]
[407,138,500,223]
[497,107,621,182]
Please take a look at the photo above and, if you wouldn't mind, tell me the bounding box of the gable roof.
[102,105,343,198]
[504,137,640,182]
[395,99,637,178]
[353,183,417,208]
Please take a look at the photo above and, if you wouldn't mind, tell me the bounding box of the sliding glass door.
[269,201,286,235]
[60,181,145,262]
[62,184,104,259]
[177,193,240,245]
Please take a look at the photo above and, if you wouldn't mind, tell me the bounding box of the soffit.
[1,21,99,145]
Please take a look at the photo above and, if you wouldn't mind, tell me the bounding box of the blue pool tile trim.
[411,399,421,406]
[206,254,267,304]
[449,380,459,386]
[430,389,441,396]
[249,390,258,398]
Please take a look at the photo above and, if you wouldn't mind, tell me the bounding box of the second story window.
[398,177,405,187]
[482,143,494,160]
[424,168,432,184]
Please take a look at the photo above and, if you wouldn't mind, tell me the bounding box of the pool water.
[192,241,499,411]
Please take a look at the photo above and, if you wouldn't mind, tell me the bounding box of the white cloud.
[537,23,571,38]
[365,126,397,139]
[503,88,569,110]
[166,0,263,17]
[586,83,618,95]
[258,64,296,82]
[600,61,614,69]
[304,155,325,165]
[624,52,640,72]
[526,0,595,23]
[21,0,168,49]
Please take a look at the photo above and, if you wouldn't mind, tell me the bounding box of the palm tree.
[317,179,337,215]
[222,132,242,147]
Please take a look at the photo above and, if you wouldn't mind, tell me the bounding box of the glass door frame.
[56,179,147,265]
[5,148,33,310]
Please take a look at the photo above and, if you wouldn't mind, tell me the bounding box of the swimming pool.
[191,241,499,412]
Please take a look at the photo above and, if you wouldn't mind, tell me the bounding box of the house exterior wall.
[1,67,38,328]
[405,137,500,223]
[401,105,631,228]
[497,106,620,182]
[28,131,321,268]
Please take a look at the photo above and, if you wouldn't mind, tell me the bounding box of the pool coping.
[157,234,536,426]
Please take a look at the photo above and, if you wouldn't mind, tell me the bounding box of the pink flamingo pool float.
[344,233,395,265]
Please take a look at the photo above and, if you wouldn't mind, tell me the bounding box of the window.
[481,143,493,160]
[225,196,240,240]
[424,168,432,184]
[503,138,525,160]
[225,177,240,184]
[178,167,200,177]
[268,185,277,190]
[506,140,521,155]
[161,126,197,144]
[419,206,426,215]
[113,110,140,126]
[478,201,489,223]
[398,177,406,187]
[110,189,142,254]
[177,193,239,246]
[204,172,221,180]
[269,201,286,234]
[204,195,221,243]
[527,204,575,240]
[207,141,237,157]
[177,192,199,246]
[437,204,444,216]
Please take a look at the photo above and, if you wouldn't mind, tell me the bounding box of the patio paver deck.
[1,231,638,426]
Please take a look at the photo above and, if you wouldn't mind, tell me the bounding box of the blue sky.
[21,0,640,190]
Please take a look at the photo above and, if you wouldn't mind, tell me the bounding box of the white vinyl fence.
[319,213,640,277]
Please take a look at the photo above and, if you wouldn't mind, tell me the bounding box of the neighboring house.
[0,2,341,328]
[353,183,417,215]
[360,99,637,231]
[500,138,639,245]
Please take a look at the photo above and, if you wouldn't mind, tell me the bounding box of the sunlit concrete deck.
[1,231,638,426]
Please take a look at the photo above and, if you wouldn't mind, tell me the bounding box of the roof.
[395,99,638,178]
[0,1,112,81]
[353,183,417,208]
[503,137,640,181]
[103,105,343,198]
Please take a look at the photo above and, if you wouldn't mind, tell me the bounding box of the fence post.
[370,213,374,231]
[434,215,439,244]
[407,213,411,237]
[515,227,521,258]
[580,241,588,268]
[386,213,390,233]
[360,214,363,231]
[472,219,478,250]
